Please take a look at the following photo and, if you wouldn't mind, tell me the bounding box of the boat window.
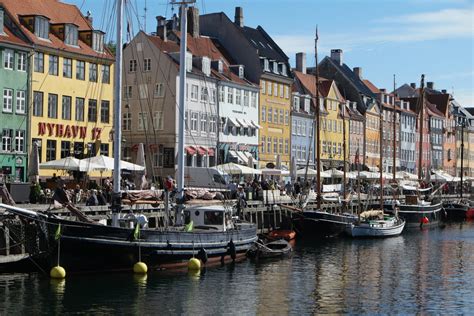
[213,174,226,185]
[204,211,224,225]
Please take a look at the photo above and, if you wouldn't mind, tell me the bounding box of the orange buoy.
[421,216,429,224]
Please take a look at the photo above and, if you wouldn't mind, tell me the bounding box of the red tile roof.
[0,26,30,48]
[362,79,380,94]
[426,93,450,115]
[1,0,113,60]
[293,70,338,99]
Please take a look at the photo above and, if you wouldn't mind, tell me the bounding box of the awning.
[197,146,207,155]
[185,146,196,155]
[228,150,249,164]
[250,120,261,129]
[207,148,215,156]
[236,118,250,128]
[227,117,240,126]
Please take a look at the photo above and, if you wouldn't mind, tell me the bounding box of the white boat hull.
[346,218,406,237]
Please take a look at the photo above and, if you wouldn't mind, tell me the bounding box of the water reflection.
[1,223,473,314]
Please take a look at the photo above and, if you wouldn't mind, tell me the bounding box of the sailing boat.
[345,88,405,238]
[0,0,257,272]
[293,28,357,238]
[391,75,443,227]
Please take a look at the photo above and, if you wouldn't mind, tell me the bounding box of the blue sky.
[68,0,473,107]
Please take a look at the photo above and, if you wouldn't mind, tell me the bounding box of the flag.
[185,220,193,232]
[54,224,61,240]
[133,223,140,240]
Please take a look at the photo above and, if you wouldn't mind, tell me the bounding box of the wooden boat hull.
[268,230,296,241]
[443,202,473,221]
[345,218,405,238]
[395,203,443,228]
[293,210,357,238]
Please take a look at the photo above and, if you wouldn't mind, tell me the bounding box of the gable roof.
[323,56,377,99]
[293,71,340,99]
[1,0,113,60]
[426,93,450,115]
[362,79,380,94]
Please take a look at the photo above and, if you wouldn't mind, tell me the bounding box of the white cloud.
[453,89,474,107]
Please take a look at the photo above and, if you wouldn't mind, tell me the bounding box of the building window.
[123,112,132,131]
[210,88,216,104]
[285,139,289,154]
[102,65,110,84]
[88,99,97,122]
[262,106,266,122]
[34,16,49,39]
[219,86,225,102]
[3,89,13,112]
[200,113,208,134]
[60,141,71,158]
[17,52,27,72]
[153,111,163,130]
[279,109,284,124]
[129,59,137,72]
[75,97,84,121]
[261,80,266,94]
[274,83,278,96]
[267,82,272,96]
[251,92,257,107]
[279,138,283,154]
[274,108,278,123]
[138,112,148,131]
[285,110,289,125]
[268,108,272,123]
[279,84,284,98]
[92,32,104,53]
[63,58,72,78]
[64,24,78,46]
[46,140,57,162]
[191,112,198,131]
[139,84,148,99]
[235,89,242,105]
[273,137,278,154]
[49,55,58,76]
[144,58,151,71]
[100,100,110,123]
[100,144,109,157]
[267,137,271,153]
[191,85,199,101]
[210,116,217,134]
[33,91,43,117]
[154,83,164,98]
[76,60,85,80]
[62,96,72,120]
[124,86,133,99]
[201,87,209,102]
[227,87,234,104]
[34,52,44,73]
[47,94,58,118]
[3,49,13,70]
[261,136,266,154]
[284,86,289,99]
[89,63,98,82]
[1,129,13,151]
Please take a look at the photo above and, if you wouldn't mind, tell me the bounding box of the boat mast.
[393,74,397,203]
[460,120,464,198]
[417,75,425,181]
[342,102,347,207]
[314,27,321,209]
[111,0,124,227]
[379,100,383,211]
[175,0,194,208]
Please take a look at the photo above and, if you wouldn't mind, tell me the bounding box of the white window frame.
[191,85,199,101]
[3,89,13,112]
[153,111,164,130]
[144,58,151,72]
[154,83,164,98]
[16,90,26,114]
[14,130,25,153]
[17,52,27,72]
[3,49,13,70]
[138,112,148,131]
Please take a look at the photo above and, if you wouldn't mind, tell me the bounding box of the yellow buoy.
[188,258,201,271]
[133,261,148,274]
[50,266,66,279]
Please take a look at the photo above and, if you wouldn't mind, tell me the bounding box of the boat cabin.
[183,205,232,231]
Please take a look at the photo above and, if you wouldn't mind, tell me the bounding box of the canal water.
[1,222,473,315]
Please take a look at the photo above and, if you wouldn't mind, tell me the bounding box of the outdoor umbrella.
[40,156,86,171]
[28,142,40,183]
[216,162,261,175]
[80,155,145,172]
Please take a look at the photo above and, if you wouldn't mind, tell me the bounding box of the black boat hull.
[443,203,470,221]
[393,203,443,228]
[293,211,357,238]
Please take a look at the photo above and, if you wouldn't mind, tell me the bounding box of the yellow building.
[4,0,115,179]
[259,78,293,169]
[365,103,381,169]
[319,80,349,169]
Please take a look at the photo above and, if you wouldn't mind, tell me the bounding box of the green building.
[0,6,31,183]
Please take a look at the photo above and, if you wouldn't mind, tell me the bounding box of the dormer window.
[280,63,287,76]
[293,96,299,109]
[0,8,4,35]
[272,61,278,74]
[263,58,269,72]
[186,52,192,72]
[304,98,310,113]
[92,31,104,52]
[65,24,78,46]
[202,57,210,76]
[35,16,49,39]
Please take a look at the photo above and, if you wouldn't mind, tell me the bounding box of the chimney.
[442,89,447,94]
[330,49,343,66]
[234,7,244,28]
[156,16,167,41]
[187,7,199,38]
[295,52,306,74]
[353,67,362,79]
[171,14,179,31]
[410,83,416,89]
[427,82,434,89]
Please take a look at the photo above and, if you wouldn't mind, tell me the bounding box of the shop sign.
[38,122,102,140]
